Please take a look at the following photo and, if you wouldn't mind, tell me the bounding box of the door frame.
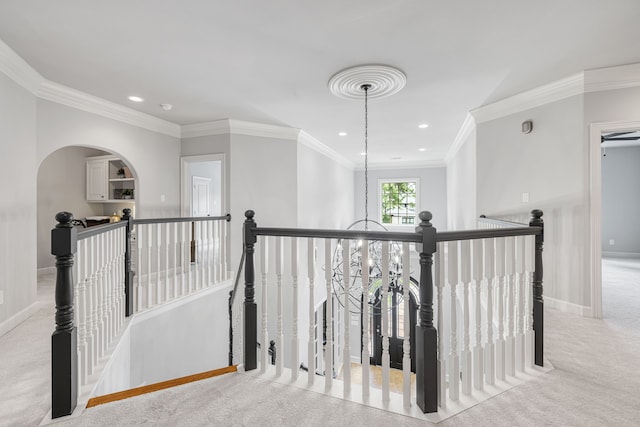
[589,120,640,319]
[180,154,226,218]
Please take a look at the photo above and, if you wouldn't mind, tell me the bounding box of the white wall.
[37,100,181,218]
[601,145,640,255]
[354,167,448,231]
[0,72,38,329]
[476,94,587,307]
[37,146,108,269]
[447,130,477,230]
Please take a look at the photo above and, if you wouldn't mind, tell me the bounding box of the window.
[379,179,418,226]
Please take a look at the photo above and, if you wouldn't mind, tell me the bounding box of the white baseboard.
[602,251,640,259]
[545,297,592,317]
[0,302,41,337]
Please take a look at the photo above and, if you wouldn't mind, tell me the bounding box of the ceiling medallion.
[328,65,407,100]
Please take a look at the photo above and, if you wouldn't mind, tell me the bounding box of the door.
[192,176,211,216]
[86,159,107,201]
[369,279,417,372]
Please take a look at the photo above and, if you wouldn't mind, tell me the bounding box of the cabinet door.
[87,159,107,201]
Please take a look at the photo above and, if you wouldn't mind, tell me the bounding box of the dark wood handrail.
[77,221,127,240]
[133,213,231,225]
[478,214,527,228]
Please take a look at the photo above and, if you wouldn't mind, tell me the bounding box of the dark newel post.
[243,210,258,370]
[529,209,544,366]
[122,208,134,316]
[415,211,438,413]
[228,290,234,366]
[51,212,78,419]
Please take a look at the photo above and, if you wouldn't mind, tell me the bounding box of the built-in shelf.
[87,156,136,203]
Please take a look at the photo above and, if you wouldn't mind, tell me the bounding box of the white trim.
[0,38,44,94]
[545,297,592,317]
[356,159,445,171]
[584,63,640,93]
[38,81,181,137]
[471,73,584,124]
[602,251,640,259]
[180,154,226,218]
[298,130,355,169]
[0,302,40,337]
[445,113,475,164]
[181,119,300,141]
[589,120,640,320]
[37,266,56,276]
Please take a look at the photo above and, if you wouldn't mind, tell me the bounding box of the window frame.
[377,178,420,228]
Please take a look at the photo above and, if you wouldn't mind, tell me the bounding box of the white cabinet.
[86,159,108,201]
[86,156,136,203]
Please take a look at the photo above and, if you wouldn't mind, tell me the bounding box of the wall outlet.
[522,192,529,203]
[609,239,615,246]
[0,290,3,305]
[160,194,166,203]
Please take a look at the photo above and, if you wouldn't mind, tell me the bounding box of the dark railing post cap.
[122,208,132,216]
[531,209,543,219]
[245,210,255,220]
[55,212,74,227]
[418,211,433,224]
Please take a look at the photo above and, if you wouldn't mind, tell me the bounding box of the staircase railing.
[238,209,543,414]
[50,210,231,419]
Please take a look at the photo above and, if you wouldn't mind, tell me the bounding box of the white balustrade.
[472,239,484,391]
[342,239,351,396]
[361,240,370,401]
[447,240,460,401]
[276,236,284,377]
[460,240,472,395]
[401,241,411,409]
[291,237,299,382]
[308,238,315,385]
[260,236,269,374]
[324,238,333,390]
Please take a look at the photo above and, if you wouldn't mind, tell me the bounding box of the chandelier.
[327,66,408,313]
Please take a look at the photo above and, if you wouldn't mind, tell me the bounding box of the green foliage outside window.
[381,181,417,225]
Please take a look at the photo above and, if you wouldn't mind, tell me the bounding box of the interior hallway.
[1,261,640,426]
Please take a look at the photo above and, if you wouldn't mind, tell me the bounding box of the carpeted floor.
[1,259,639,426]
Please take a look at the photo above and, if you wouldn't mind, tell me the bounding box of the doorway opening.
[180,154,225,217]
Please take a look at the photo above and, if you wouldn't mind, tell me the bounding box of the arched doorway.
[367,277,418,372]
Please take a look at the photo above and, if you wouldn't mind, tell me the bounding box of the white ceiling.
[1,1,640,166]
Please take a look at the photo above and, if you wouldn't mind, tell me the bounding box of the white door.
[192,176,211,216]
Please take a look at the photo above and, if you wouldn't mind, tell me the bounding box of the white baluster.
[97,233,106,358]
[342,240,351,396]
[380,241,390,403]
[136,225,144,312]
[193,222,201,291]
[505,236,516,377]
[361,240,370,401]
[87,236,97,373]
[436,242,446,408]
[185,222,192,294]
[461,240,472,395]
[515,235,526,372]
[495,237,506,381]
[324,239,333,391]
[146,224,153,308]
[207,220,214,286]
[261,236,269,374]
[484,238,496,386]
[524,234,535,368]
[308,238,315,385]
[221,220,228,281]
[164,222,171,300]
[156,223,163,304]
[77,240,87,385]
[448,240,460,401]
[172,222,178,299]
[107,230,115,342]
[472,239,484,391]
[276,236,284,377]
[291,237,299,382]
[402,241,411,408]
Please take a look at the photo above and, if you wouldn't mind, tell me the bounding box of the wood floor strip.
[86,365,238,408]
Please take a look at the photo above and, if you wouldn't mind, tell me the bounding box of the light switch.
[609,239,615,246]
[522,192,529,203]
[160,194,166,202]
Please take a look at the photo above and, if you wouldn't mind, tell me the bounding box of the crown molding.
[298,130,355,169]
[471,73,584,124]
[181,119,300,141]
[37,80,181,137]
[445,113,475,164]
[355,159,446,171]
[0,38,44,94]
[584,63,640,93]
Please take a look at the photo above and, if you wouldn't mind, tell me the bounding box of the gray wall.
[447,129,476,230]
[477,94,586,307]
[601,146,640,255]
[37,146,108,268]
[354,167,448,231]
[0,71,38,328]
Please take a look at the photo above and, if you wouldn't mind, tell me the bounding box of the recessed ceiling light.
[338,132,348,136]
[128,96,144,102]
[418,148,427,152]
[160,103,173,111]
[418,123,429,129]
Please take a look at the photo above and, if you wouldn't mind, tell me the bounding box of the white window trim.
[377,178,420,228]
